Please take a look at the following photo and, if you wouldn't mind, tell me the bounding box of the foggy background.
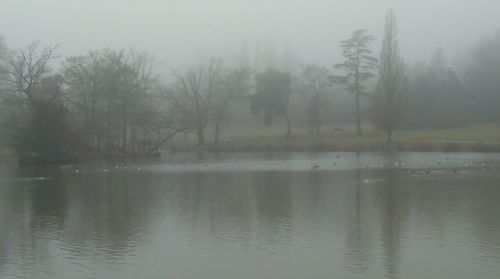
[2,0,500,71]
[1,0,500,153]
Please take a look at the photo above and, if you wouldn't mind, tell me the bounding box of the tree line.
[1,9,499,155]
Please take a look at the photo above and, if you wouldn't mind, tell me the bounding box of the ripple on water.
[1,152,500,279]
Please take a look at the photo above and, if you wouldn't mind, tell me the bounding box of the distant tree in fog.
[63,49,168,152]
[251,68,293,139]
[462,31,500,123]
[63,51,102,150]
[238,41,251,69]
[295,64,332,135]
[0,37,7,69]
[211,67,252,144]
[331,30,377,136]
[18,76,73,154]
[0,42,76,154]
[116,49,158,151]
[167,59,223,146]
[372,10,407,143]
[0,38,8,97]
[0,41,57,106]
[405,49,464,129]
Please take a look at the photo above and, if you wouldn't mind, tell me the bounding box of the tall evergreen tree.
[373,9,407,143]
[332,30,377,135]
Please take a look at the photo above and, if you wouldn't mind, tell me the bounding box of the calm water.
[1,152,500,279]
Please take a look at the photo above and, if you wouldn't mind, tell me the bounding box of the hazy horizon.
[1,0,500,71]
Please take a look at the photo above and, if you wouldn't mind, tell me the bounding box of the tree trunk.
[355,48,362,136]
[285,110,292,139]
[149,129,181,152]
[97,135,101,151]
[355,91,362,136]
[306,102,314,135]
[213,120,221,145]
[315,121,321,136]
[106,99,111,151]
[121,106,128,152]
[196,125,206,146]
[313,95,321,135]
[90,101,97,151]
[386,91,394,144]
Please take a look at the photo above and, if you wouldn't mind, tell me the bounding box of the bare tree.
[331,30,377,136]
[132,84,188,152]
[211,67,252,144]
[63,48,161,152]
[0,42,77,155]
[373,9,407,143]
[0,38,11,102]
[295,64,332,135]
[0,41,57,106]
[167,59,223,145]
[117,49,158,151]
[63,51,102,150]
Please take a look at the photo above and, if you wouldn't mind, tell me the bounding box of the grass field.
[3,123,499,157]
[168,123,500,152]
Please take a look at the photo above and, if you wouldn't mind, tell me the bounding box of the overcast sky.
[1,0,499,70]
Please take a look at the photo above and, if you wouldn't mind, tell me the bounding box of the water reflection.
[343,169,371,274]
[1,152,500,279]
[378,169,405,279]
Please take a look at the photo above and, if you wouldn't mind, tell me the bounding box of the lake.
[1,152,500,279]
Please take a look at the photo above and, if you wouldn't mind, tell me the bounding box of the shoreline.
[2,141,500,163]
[167,140,500,153]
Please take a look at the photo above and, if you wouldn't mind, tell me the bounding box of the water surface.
[1,152,500,279]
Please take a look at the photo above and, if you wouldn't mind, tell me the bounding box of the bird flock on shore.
[309,156,499,176]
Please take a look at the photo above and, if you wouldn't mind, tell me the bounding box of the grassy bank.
[2,123,499,158]
[167,123,500,153]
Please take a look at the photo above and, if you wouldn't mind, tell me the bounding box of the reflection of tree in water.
[463,182,500,261]
[0,166,164,274]
[412,175,500,264]
[21,166,67,225]
[304,171,323,213]
[343,169,370,273]
[175,171,205,235]
[206,173,255,245]
[0,168,27,276]
[0,166,67,277]
[253,171,293,245]
[65,171,163,257]
[174,171,295,247]
[378,168,406,279]
[171,172,257,247]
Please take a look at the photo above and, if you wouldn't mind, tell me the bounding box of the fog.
[3,2,500,278]
[2,0,500,70]
[1,0,500,153]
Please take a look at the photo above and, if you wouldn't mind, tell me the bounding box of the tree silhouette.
[331,30,377,136]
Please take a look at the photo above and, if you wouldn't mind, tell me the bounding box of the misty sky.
[1,0,499,70]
